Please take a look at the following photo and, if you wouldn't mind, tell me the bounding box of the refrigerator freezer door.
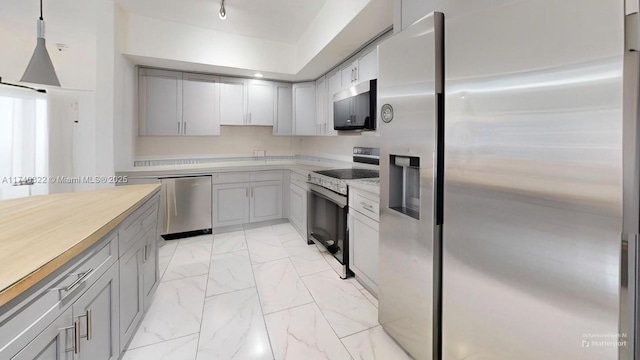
[442,0,623,359]
[378,13,443,360]
[162,176,212,235]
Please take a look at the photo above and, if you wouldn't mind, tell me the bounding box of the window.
[0,87,48,200]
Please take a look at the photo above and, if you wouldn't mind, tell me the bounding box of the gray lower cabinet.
[73,264,120,360]
[142,226,159,310]
[1,193,160,360]
[250,181,282,223]
[213,176,283,227]
[118,240,145,351]
[289,183,307,238]
[10,308,73,360]
[213,183,251,227]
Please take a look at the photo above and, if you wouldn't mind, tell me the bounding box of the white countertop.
[348,178,380,195]
[117,159,378,179]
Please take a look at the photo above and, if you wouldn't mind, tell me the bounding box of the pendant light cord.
[0,77,47,93]
[40,0,43,20]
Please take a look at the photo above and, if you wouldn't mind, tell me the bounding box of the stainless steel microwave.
[333,79,376,131]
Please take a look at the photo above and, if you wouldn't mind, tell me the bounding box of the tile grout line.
[245,227,277,360]
[125,332,199,352]
[298,269,355,355]
[193,235,215,360]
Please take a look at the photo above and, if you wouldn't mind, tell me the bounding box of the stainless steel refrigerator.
[378,1,629,359]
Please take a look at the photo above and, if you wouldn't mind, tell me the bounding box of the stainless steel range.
[307,147,379,279]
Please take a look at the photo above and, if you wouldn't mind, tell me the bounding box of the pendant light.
[21,0,60,87]
[219,0,227,20]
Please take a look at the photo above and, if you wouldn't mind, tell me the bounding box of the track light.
[219,0,227,20]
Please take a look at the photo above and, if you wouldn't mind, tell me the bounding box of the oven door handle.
[309,184,348,208]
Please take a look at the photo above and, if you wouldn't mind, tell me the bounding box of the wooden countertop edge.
[0,186,160,308]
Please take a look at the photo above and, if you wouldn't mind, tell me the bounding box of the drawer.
[119,196,159,257]
[290,172,308,189]
[0,234,117,357]
[213,172,250,184]
[250,170,282,182]
[350,191,379,222]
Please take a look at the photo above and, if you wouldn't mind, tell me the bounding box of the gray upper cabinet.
[273,83,293,135]
[219,77,248,126]
[357,49,377,83]
[10,308,73,360]
[339,48,378,88]
[73,264,120,360]
[326,71,341,136]
[139,69,183,136]
[247,80,274,126]
[292,82,316,136]
[182,73,221,136]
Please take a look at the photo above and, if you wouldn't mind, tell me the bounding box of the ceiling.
[115,0,328,45]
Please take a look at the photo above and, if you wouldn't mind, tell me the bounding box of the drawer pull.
[65,268,93,292]
[361,202,375,213]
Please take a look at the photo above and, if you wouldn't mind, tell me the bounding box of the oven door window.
[308,191,347,264]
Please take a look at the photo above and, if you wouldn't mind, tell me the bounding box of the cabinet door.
[247,80,274,126]
[142,226,159,310]
[273,83,293,135]
[289,184,307,238]
[250,181,282,223]
[219,77,247,126]
[182,73,220,136]
[11,308,73,360]
[118,241,144,350]
[292,83,316,135]
[139,69,182,136]
[348,211,379,292]
[213,183,250,227]
[326,72,341,136]
[357,49,377,83]
[73,264,120,360]
[341,63,355,88]
[315,76,327,135]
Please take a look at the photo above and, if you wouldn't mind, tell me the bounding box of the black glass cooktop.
[314,168,379,180]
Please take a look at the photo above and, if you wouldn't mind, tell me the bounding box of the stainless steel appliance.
[333,79,377,131]
[379,2,626,360]
[307,147,379,279]
[160,176,212,238]
[378,12,444,360]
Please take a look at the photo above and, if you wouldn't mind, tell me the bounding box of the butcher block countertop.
[0,184,160,308]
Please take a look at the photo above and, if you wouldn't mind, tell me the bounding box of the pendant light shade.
[21,1,60,87]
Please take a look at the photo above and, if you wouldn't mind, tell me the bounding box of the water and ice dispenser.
[388,155,421,220]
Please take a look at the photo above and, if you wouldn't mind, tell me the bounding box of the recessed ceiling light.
[254,73,263,78]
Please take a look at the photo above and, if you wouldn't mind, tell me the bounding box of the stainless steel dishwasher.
[160,176,212,239]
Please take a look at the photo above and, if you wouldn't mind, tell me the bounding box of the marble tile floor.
[124,222,412,360]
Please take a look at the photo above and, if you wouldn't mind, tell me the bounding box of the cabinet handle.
[63,268,93,292]
[361,202,375,213]
[354,67,358,82]
[178,122,181,134]
[78,309,92,340]
[59,321,80,353]
[324,123,327,133]
[251,187,254,197]
[183,122,187,134]
[246,188,249,198]
[143,244,147,263]
[86,309,92,340]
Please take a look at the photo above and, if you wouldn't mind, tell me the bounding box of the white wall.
[136,126,301,160]
[296,133,379,162]
[122,14,296,76]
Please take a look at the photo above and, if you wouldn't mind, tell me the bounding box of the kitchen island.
[0,184,161,360]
